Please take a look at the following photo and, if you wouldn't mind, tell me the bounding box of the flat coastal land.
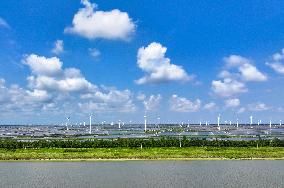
[0,147,283,161]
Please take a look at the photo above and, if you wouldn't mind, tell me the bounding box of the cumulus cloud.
[248,102,270,111]
[51,40,64,55]
[23,54,63,76]
[24,55,95,93]
[266,48,284,74]
[79,88,136,113]
[211,78,247,97]
[0,17,9,28]
[237,107,246,114]
[170,94,201,112]
[225,98,240,108]
[1,53,138,115]
[0,78,54,114]
[224,55,267,82]
[204,102,217,110]
[89,48,101,59]
[212,54,266,98]
[65,0,135,40]
[135,42,191,84]
[223,55,250,68]
[143,94,162,111]
[238,63,267,82]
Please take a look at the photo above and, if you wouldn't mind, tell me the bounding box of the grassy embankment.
[0,147,283,161]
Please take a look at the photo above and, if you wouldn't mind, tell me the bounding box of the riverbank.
[0,147,283,161]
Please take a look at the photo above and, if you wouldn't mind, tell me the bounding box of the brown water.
[0,160,283,188]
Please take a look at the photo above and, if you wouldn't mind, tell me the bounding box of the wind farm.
[1,114,283,141]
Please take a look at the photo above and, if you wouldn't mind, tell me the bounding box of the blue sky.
[0,0,284,124]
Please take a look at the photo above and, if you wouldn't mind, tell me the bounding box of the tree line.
[0,137,283,149]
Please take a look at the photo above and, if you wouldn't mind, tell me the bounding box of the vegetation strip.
[0,147,283,160]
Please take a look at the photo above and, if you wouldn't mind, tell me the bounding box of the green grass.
[0,147,283,161]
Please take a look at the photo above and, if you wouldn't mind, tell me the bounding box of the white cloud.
[143,94,162,111]
[223,55,250,68]
[272,48,284,61]
[170,94,201,112]
[18,54,137,115]
[0,17,9,28]
[238,63,267,82]
[23,54,63,76]
[225,98,240,108]
[237,107,246,114]
[204,102,217,110]
[266,48,284,75]
[224,55,267,82]
[135,42,191,84]
[51,40,64,55]
[65,0,135,40]
[211,78,247,97]
[266,62,284,74]
[212,55,266,98]
[89,48,101,59]
[24,55,95,93]
[0,79,54,114]
[248,102,270,111]
[136,93,146,101]
[79,88,136,113]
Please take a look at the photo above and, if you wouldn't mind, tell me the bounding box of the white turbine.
[217,114,221,131]
[66,117,70,131]
[89,114,92,134]
[250,115,253,126]
[157,117,160,129]
[269,119,272,129]
[118,120,121,129]
[236,118,239,128]
[280,120,282,126]
[144,115,147,132]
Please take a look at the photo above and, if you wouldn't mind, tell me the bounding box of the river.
[0,160,283,188]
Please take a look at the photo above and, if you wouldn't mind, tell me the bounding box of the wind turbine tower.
[236,118,239,128]
[89,114,92,134]
[280,120,282,126]
[157,117,160,129]
[217,114,221,131]
[118,120,121,129]
[66,117,70,131]
[250,115,253,126]
[144,115,147,132]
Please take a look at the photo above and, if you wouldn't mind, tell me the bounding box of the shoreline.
[0,157,284,162]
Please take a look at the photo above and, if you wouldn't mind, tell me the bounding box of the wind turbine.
[157,117,160,129]
[250,115,253,126]
[144,114,147,132]
[89,114,92,134]
[280,120,282,126]
[66,117,70,131]
[217,114,221,131]
[269,119,272,129]
[236,118,239,128]
[118,120,121,129]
